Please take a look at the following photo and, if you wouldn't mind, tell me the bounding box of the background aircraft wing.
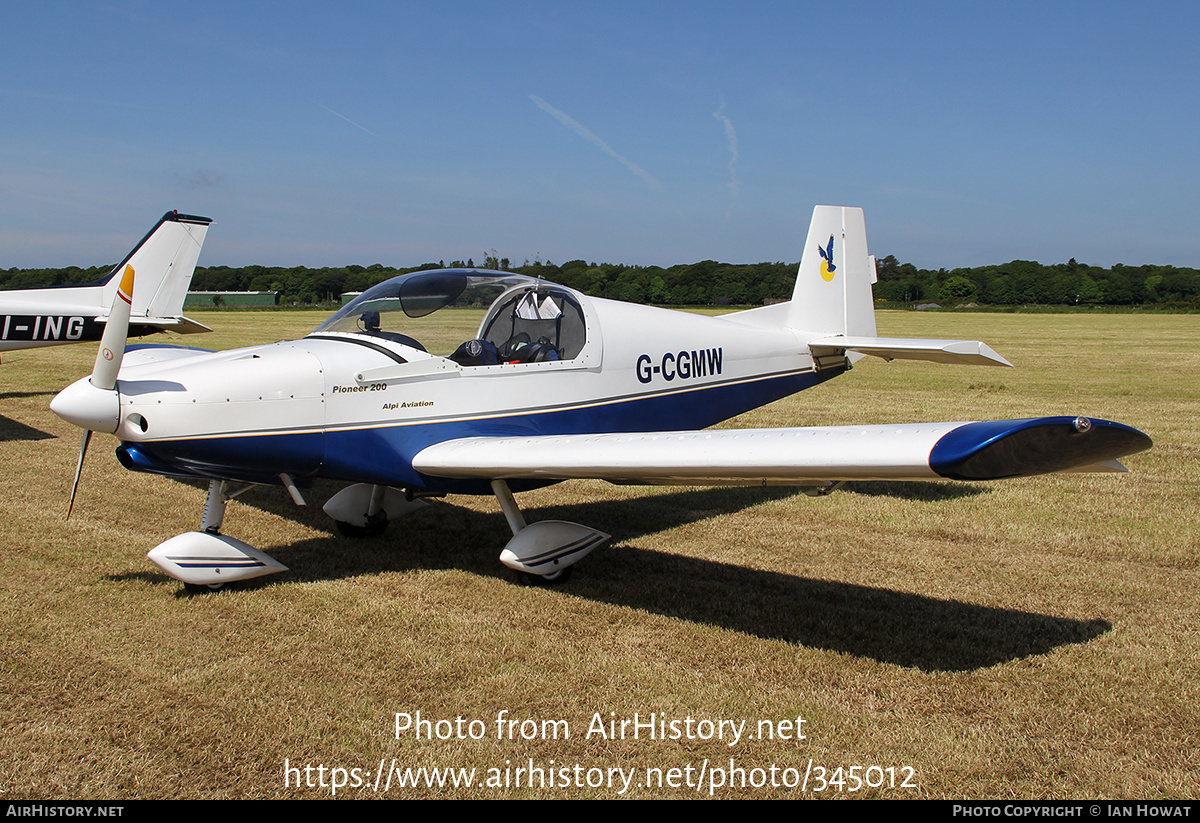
[412,417,1151,486]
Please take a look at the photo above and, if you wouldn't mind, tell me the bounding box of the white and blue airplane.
[1,211,212,356]
[50,206,1152,591]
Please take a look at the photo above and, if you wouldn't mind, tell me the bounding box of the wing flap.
[413,417,1151,486]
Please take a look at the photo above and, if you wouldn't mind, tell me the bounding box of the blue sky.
[3,1,1198,271]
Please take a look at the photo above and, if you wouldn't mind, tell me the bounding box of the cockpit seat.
[501,335,560,363]
[497,332,531,360]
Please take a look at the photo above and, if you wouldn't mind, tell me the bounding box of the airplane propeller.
[54,265,135,518]
[66,430,92,519]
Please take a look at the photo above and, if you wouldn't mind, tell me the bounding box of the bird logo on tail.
[818,236,836,282]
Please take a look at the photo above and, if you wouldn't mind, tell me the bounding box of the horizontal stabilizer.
[809,336,1013,367]
[102,315,213,335]
[142,315,213,335]
[413,417,1150,486]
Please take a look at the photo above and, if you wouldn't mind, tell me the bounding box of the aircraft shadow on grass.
[0,390,56,400]
[116,480,1105,673]
[0,413,53,442]
[838,480,985,502]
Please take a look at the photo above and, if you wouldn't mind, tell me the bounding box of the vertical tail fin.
[785,206,877,337]
[100,211,212,320]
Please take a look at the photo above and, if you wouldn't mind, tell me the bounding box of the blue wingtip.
[929,417,1153,481]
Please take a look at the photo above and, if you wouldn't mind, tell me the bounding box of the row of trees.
[872,256,1200,306]
[4,255,1199,308]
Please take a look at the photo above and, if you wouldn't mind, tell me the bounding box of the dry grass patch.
[0,309,1196,798]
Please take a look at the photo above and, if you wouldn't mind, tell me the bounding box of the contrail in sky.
[530,95,662,190]
[321,104,378,137]
[713,99,740,195]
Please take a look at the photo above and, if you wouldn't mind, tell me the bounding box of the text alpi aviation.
[50,206,1151,590]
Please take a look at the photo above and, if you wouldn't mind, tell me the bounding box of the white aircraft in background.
[1,211,211,355]
[50,206,1152,591]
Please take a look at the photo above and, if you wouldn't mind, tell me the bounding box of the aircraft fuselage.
[105,295,842,494]
[0,313,102,351]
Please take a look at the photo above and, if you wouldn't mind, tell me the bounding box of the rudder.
[785,206,877,337]
[100,211,212,320]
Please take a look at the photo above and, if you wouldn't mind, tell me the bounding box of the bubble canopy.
[312,269,540,337]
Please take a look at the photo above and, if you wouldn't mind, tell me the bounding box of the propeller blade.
[92,264,135,391]
[66,429,92,520]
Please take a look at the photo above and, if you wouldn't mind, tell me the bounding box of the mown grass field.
[0,309,1195,799]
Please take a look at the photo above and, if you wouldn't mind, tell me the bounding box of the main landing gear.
[490,480,608,586]
[327,480,608,585]
[145,476,608,591]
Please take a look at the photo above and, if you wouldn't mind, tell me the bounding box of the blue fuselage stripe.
[119,367,843,493]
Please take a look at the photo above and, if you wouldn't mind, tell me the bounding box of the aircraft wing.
[412,417,1152,486]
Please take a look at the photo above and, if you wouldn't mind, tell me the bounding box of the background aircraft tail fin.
[101,212,212,320]
[785,205,878,337]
